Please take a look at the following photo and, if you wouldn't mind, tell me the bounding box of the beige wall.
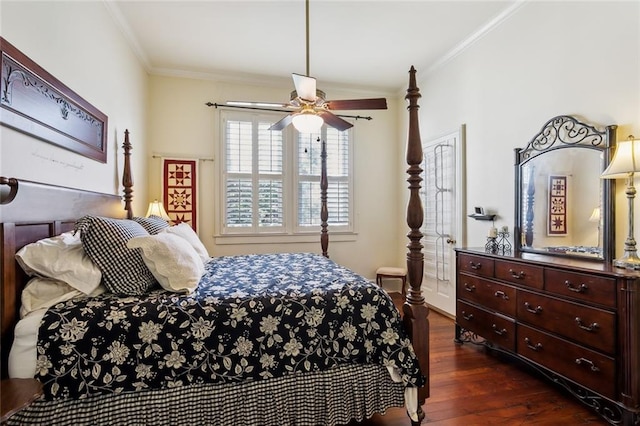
[0,1,149,215]
[401,1,640,263]
[147,74,400,278]
[4,1,638,277]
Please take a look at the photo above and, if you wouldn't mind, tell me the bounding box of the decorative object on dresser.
[601,135,640,269]
[456,115,639,425]
[514,115,616,262]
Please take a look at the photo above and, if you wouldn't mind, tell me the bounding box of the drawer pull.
[509,269,526,279]
[461,311,474,321]
[469,261,482,270]
[524,337,542,351]
[575,317,599,332]
[464,283,476,292]
[524,302,543,314]
[494,290,509,300]
[565,280,588,293]
[575,357,600,372]
[492,324,507,336]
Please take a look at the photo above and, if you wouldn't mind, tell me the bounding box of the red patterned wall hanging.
[548,175,567,236]
[163,159,197,231]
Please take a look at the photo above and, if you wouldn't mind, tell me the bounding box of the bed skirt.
[9,363,406,425]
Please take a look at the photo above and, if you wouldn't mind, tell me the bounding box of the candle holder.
[485,237,498,253]
[497,229,512,254]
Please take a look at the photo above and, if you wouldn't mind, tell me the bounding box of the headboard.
[0,178,125,377]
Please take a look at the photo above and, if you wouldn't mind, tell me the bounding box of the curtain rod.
[151,153,214,162]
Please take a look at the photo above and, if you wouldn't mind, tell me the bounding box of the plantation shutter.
[297,128,350,227]
[224,116,284,231]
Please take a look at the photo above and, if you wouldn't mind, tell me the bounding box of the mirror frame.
[514,115,617,262]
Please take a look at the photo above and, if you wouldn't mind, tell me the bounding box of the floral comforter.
[36,253,424,400]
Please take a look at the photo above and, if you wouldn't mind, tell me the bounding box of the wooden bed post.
[320,137,329,257]
[403,66,430,425]
[122,129,134,219]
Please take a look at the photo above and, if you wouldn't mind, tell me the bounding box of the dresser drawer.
[457,253,494,278]
[457,300,515,351]
[516,290,615,354]
[517,324,616,399]
[457,273,516,317]
[495,260,543,289]
[545,269,616,309]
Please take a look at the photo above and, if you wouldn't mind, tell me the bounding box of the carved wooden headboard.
[0,178,125,377]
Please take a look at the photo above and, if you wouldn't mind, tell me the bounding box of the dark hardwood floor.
[349,299,607,425]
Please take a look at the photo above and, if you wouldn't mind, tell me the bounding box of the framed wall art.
[548,174,568,236]
[0,37,108,163]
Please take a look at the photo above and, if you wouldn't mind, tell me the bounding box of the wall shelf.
[468,214,496,221]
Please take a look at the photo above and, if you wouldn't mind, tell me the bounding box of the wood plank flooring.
[348,302,607,425]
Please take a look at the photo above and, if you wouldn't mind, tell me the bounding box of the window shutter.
[220,110,353,236]
[297,128,350,227]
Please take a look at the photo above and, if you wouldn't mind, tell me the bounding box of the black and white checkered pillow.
[75,216,157,295]
[133,216,170,235]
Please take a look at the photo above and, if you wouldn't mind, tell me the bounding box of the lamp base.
[612,251,640,270]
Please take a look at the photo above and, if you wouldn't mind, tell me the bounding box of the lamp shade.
[601,136,640,179]
[292,111,323,133]
[146,200,171,221]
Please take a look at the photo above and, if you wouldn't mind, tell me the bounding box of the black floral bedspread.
[36,253,424,400]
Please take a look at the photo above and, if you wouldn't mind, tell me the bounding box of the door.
[420,126,465,316]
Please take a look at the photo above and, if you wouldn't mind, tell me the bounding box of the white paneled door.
[420,127,465,316]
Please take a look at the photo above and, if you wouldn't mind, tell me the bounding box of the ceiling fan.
[227,0,387,133]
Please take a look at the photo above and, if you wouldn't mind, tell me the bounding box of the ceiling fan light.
[292,112,323,133]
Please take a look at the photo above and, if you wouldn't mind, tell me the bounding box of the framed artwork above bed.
[0,37,108,163]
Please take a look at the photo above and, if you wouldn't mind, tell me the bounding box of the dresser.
[455,248,640,425]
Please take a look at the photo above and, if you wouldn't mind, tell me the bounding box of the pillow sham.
[20,277,106,319]
[133,215,170,235]
[164,223,210,263]
[15,231,102,295]
[126,232,204,293]
[75,215,157,295]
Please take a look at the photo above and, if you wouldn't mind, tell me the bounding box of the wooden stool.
[376,266,407,296]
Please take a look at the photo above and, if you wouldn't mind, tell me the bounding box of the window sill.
[214,232,357,245]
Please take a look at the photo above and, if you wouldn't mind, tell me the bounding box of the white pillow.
[20,277,106,318]
[126,233,204,293]
[164,223,210,263]
[16,231,102,295]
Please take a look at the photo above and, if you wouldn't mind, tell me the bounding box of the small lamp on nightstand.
[601,135,640,269]
[145,200,171,221]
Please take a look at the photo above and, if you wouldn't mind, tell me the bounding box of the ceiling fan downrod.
[305,0,310,76]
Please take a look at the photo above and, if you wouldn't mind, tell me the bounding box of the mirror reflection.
[514,115,615,262]
[520,149,603,257]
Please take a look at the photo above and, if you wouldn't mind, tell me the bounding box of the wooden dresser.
[455,248,639,425]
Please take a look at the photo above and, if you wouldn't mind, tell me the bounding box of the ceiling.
[108,0,524,94]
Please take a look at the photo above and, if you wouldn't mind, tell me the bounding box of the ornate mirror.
[514,115,616,262]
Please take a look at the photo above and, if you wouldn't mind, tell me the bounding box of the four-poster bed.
[0,67,429,425]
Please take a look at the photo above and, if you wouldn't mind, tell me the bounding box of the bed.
[1,67,430,425]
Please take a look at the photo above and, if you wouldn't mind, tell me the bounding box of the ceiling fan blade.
[268,114,294,131]
[292,73,317,101]
[325,98,388,111]
[319,111,353,132]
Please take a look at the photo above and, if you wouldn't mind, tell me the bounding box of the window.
[219,109,353,239]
